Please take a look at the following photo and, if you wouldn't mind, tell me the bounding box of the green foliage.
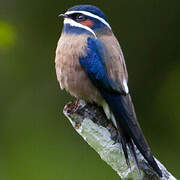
[0,21,16,49]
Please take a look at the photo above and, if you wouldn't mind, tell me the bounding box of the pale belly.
[55,33,103,103]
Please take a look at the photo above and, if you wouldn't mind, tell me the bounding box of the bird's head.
[59,5,112,37]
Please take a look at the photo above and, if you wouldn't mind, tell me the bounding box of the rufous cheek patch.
[81,19,94,28]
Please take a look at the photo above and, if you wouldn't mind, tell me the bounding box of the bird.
[55,4,162,177]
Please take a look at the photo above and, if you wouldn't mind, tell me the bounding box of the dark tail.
[101,91,162,177]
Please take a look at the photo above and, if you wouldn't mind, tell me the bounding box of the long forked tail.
[120,132,140,175]
[101,91,162,177]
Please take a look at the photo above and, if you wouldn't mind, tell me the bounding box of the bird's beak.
[59,14,69,18]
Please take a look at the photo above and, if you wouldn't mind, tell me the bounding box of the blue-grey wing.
[79,37,162,177]
[99,33,129,94]
[79,36,128,95]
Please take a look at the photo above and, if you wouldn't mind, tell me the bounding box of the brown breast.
[55,33,103,103]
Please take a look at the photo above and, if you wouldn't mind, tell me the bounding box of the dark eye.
[76,14,86,22]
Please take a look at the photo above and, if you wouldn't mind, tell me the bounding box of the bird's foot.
[63,99,81,114]
[74,99,80,111]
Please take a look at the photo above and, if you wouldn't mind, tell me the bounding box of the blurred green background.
[0,0,179,179]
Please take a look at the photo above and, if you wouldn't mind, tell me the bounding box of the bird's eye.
[76,14,86,22]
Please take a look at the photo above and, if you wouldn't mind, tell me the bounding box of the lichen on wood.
[63,100,176,180]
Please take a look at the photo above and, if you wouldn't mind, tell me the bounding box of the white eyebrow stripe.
[64,18,97,38]
[65,10,111,30]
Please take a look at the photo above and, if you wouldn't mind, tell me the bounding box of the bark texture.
[63,100,176,180]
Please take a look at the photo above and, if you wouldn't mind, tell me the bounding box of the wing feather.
[99,34,128,94]
[79,37,162,177]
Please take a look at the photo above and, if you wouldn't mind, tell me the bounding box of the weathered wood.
[63,100,176,180]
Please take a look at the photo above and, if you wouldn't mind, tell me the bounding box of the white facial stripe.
[64,18,97,38]
[65,10,111,30]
